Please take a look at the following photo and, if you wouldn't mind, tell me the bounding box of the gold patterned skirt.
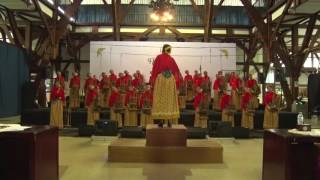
[213,90,221,110]
[69,88,80,109]
[241,110,254,129]
[87,105,100,125]
[186,88,194,101]
[110,109,123,127]
[194,112,208,128]
[263,108,279,129]
[222,109,235,127]
[99,89,110,108]
[140,112,153,128]
[231,90,241,110]
[50,100,64,129]
[124,108,138,126]
[178,96,186,109]
[152,74,180,120]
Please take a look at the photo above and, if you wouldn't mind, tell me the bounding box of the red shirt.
[86,89,98,106]
[202,75,210,84]
[132,78,141,88]
[109,73,117,85]
[264,91,276,106]
[51,86,65,101]
[184,74,193,82]
[136,73,144,82]
[241,92,251,109]
[193,76,203,87]
[246,79,257,89]
[100,76,110,89]
[220,94,231,110]
[193,92,205,109]
[124,90,137,106]
[108,91,121,107]
[229,77,241,90]
[150,53,182,88]
[116,76,125,88]
[213,78,220,90]
[84,77,95,91]
[139,90,153,108]
[69,76,80,88]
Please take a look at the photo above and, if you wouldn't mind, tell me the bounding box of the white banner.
[90,41,236,81]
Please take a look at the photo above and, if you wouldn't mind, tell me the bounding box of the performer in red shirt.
[229,73,241,110]
[246,74,260,108]
[193,71,203,88]
[136,70,144,82]
[93,75,100,88]
[124,86,138,126]
[50,81,65,129]
[109,87,123,127]
[220,89,235,127]
[201,71,211,99]
[139,85,153,127]
[54,71,65,89]
[84,73,95,92]
[263,85,279,129]
[99,72,111,108]
[124,70,132,87]
[86,85,99,125]
[184,70,194,101]
[109,69,117,87]
[150,44,182,125]
[69,72,80,109]
[193,87,208,128]
[241,87,255,129]
[213,74,223,110]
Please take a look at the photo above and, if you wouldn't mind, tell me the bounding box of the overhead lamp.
[58,7,65,14]
[270,63,274,67]
[149,0,175,22]
[46,0,54,5]
[69,17,75,22]
[281,64,285,68]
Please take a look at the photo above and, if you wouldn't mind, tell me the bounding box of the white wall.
[90,41,237,81]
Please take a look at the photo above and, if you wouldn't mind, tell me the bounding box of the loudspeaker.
[232,127,250,138]
[78,125,95,136]
[21,82,37,110]
[95,119,118,136]
[70,109,87,127]
[187,127,207,139]
[208,121,232,137]
[120,127,145,138]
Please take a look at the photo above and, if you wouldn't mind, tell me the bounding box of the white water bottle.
[297,112,304,125]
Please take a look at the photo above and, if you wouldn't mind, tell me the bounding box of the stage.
[108,138,223,163]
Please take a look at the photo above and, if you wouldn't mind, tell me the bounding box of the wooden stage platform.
[108,138,223,163]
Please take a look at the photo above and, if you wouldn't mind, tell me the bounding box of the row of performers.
[50,77,280,130]
[55,69,260,111]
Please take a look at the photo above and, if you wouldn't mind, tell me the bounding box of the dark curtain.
[0,42,29,118]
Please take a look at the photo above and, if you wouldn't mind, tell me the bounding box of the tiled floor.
[59,136,263,180]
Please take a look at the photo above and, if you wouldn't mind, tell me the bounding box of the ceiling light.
[281,64,285,68]
[46,0,54,5]
[69,17,75,22]
[58,7,65,14]
[270,63,274,67]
